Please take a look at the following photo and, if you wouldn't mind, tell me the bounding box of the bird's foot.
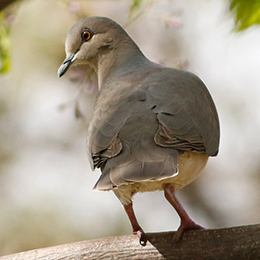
[134,230,147,246]
[174,221,204,242]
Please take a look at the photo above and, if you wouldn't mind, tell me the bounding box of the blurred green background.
[1,0,260,256]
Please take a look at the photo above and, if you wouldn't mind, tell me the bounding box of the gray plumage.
[58,16,220,243]
[90,65,219,190]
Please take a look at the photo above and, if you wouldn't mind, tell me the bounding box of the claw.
[137,230,147,246]
[174,222,204,242]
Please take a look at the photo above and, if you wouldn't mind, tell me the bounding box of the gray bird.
[58,17,220,246]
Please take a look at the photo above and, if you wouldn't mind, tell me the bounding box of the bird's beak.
[57,53,76,77]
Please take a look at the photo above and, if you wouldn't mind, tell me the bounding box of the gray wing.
[146,69,220,156]
[87,86,145,169]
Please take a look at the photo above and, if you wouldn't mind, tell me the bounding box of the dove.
[58,16,220,246]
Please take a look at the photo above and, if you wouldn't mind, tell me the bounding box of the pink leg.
[123,203,147,246]
[164,183,204,241]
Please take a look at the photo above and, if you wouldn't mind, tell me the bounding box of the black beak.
[57,53,76,77]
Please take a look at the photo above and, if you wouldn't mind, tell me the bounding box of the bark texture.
[1,224,259,260]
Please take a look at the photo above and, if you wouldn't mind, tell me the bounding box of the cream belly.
[113,151,208,205]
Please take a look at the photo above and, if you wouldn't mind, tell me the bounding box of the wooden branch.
[1,224,260,260]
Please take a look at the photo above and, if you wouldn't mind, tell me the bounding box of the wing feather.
[146,69,220,156]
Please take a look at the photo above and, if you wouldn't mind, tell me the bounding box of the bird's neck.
[95,42,150,89]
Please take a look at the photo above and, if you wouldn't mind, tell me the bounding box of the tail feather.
[93,153,179,191]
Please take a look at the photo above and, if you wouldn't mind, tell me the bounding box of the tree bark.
[0,224,260,259]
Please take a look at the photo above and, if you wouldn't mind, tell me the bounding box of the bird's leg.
[123,202,147,246]
[164,183,204,241]
[124,203,143,233]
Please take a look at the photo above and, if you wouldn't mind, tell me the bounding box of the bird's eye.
[81,28,94,41]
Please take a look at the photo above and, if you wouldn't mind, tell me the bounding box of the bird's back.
[88,64,219,191]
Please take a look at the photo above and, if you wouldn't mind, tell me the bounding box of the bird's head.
[58,17,134,77]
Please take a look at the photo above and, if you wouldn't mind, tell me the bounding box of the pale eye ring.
[81,28,94,41]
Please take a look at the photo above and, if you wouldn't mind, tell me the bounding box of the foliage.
[129,0,144,15]
[127,0,151,26]
[0,12,11,73]
[230,0,260,31]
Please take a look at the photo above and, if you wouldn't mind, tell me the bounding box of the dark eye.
[81,28,94,41]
